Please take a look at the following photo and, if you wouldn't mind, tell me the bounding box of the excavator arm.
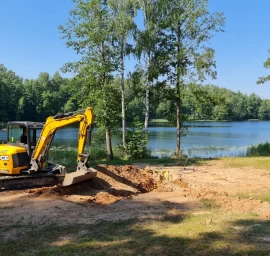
[30,107,97,186]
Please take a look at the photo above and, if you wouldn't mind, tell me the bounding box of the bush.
[246,142,270,156]
[126,118,149,159]
[49,146,77,165]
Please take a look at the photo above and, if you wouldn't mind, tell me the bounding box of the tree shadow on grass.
[0,205,269,256]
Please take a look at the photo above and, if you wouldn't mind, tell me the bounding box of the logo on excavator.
[0,156,9,160]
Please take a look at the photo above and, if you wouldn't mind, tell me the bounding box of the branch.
[257,76,270,84]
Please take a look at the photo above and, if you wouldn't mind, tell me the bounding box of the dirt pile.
[25,163,270,218]
[27,165,175,205]
[96,165,158,193]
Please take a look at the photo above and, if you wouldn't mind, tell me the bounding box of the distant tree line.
[0,63,269,125]
[0,65,73,122]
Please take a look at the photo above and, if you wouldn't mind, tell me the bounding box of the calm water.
[1,121,270,158]
[148,121,270,157]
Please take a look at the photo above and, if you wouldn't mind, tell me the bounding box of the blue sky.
[0,0,270,98]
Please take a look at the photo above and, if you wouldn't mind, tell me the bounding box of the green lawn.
[0,210,269,256]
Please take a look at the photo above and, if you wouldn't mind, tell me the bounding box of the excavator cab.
[7,122,44,157]
[0,122,45,175]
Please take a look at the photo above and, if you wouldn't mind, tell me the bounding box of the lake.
[0,121,269,158]
[148,121,270,157]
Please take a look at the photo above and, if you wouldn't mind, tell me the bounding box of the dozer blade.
[0,174,59,190]
[62,167,97,186]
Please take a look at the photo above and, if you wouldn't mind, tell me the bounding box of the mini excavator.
[0,107,97,190]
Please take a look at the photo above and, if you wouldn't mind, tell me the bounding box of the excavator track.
[0,174,63,190]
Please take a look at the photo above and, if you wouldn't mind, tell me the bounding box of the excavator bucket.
[62,153,97,186]
[62,167,97,186]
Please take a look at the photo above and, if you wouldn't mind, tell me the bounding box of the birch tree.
[59,0,118,159]
[134,0,163,131]
[160,0,225,156]
[107,0,137,151]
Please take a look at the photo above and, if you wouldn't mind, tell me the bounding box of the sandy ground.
[0,161,269,229]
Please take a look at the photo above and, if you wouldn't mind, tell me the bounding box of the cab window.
[8,124,23,143]
[29,129,41,147]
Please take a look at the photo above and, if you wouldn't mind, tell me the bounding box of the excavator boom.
[30,107,97,186]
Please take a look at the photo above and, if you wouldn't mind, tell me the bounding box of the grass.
[49,146,178,166]
[89,156,209,166]
[220,156,270,170]
[149,119,169,123]
[89,157,177,166]
[235,192,270,203]
[49,146,210,169]
[49,146,111,166]
[200,198,220,209]
[48,145,210,167]
[246,142,270,156]
[0,211,269,256]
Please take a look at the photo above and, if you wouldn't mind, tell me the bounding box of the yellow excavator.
[0,107,97,190]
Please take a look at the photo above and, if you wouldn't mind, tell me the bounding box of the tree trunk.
[176,98,181,157]
[101,40,113,160]
[144,54,150,131]
[176,23,181,157]
[121,44,126,151]
[142,2,151,132]
[105,127,113,160]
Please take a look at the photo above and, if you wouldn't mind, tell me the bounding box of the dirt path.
[0,162,269,228]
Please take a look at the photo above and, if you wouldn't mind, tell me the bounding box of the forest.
[0,64,269,124]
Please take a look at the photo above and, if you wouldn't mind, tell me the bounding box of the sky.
[0,0,270,98]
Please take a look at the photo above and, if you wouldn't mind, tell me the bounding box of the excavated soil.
[27,165,160,204]
[0,162,269,227]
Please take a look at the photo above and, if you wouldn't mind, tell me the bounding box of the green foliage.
[247,93,261,119]
[257,49,270,84]
[92,127,106,147]
[258,100,270,120]
[90,147,110,160]
[134,0,163,82]
[1,65,270,125]
[246,142,270,156]
[59,0,124,159]
[49,146,78,165]
[83,80,121,131]
[0,65,23,121]
[64,99,77,112]
[126,118,149,159]
[17,72,73,121]
[156,100,174,120]
[161,83,264,121]
[125,76,145,122]
[107,0,136,66]
[49,146,116,165]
